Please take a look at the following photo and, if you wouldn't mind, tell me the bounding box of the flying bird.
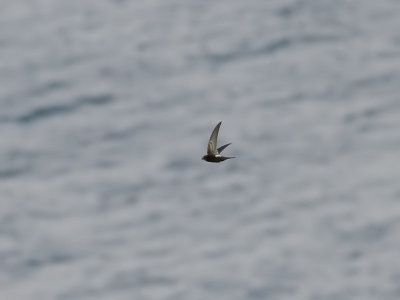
[202,121,235,163]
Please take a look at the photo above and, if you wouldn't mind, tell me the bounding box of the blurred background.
[1,0,400,299]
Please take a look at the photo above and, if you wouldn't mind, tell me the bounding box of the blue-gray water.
[1,1,400,299]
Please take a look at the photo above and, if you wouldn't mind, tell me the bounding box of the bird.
[202,121,235,163]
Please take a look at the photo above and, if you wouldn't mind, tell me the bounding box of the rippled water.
[1,1,400,299]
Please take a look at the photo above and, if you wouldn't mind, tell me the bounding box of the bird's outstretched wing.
[217,143,231,154]
[207,121,222,155]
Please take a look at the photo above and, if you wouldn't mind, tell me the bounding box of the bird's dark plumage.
[202,122,235,163]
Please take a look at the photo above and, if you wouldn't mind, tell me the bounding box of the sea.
[1,1,400,299]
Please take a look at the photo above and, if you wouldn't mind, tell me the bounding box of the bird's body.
[202,154,233,163]
[202,122,235,163]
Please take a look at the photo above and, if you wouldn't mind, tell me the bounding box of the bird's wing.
[207,122,222,155]
[217,143,231,154]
